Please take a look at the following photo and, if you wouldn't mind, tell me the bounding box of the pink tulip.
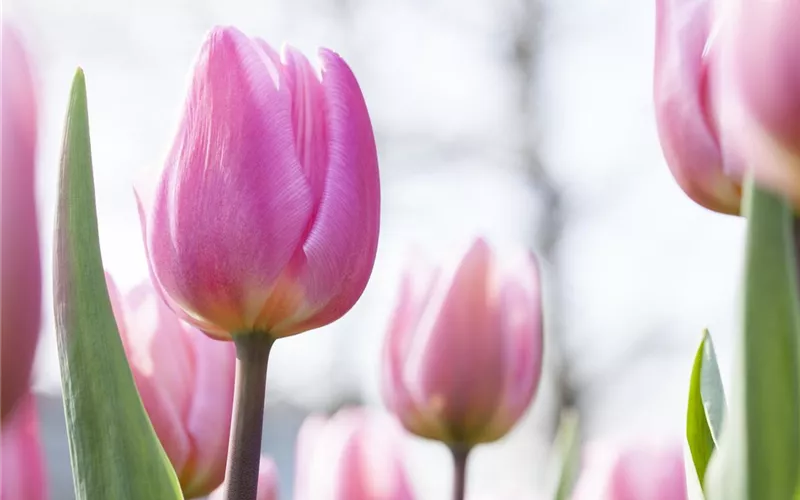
[106,275,236,498]
[138,25,380,340]
[382,239,543,447]
[1,393,48,500]
[210,456,279,500]
[571,442,687,500]
[0,24,41,421]
[294,408,416,500]
[653,0,741,214]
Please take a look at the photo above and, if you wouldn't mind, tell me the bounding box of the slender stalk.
[223,334,274,500]
[450,445,471,500]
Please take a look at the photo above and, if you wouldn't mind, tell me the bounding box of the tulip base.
[450,445,471,500]
[223,333,274,500]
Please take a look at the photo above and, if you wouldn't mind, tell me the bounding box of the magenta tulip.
[382,238,543,447]
[1,24,41,421]
[138,25,380,340]
[653,0,741,214]
[210,457,279,500]
[1,393,47,500]
[107,275,236,498]
[571,442,687,500]
[294,408,415,500]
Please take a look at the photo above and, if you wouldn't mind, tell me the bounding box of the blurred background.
[5,0,746,497]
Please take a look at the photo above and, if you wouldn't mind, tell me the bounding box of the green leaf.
[705,180,800,500]
[553,409,581,500]
[53,69,183,499]
[686,330,726,489]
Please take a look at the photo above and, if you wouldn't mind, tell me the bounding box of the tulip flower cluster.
[9,0,800,497]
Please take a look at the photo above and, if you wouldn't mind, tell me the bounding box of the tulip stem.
[224,333,274,500]
[450,445,471,500]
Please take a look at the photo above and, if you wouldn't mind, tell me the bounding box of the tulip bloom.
[1,25,41,421]
[210,457,279,500]
[382,239,543,448]
[571,442,687,500]
[1,393,48,500]
[138,25,380,340]
[107,275,236,498]
[653,0,741,214]
[294,408,416,500]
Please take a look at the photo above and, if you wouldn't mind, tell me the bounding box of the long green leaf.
[686,330,726,490]
[706,180,800,500]
[53,69,183,499]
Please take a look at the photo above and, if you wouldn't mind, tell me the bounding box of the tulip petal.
[0,24,41,421]
[182,329,236,497]
[274,49,380,336]
[482,251,543,441]
[147,26,313,335]
[653,0,740,214]
[108,276,193,476]
[382,265,448,438]
[1,394,48,500]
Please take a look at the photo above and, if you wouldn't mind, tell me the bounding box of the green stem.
[450,445,470,500]
[223,334,274,500]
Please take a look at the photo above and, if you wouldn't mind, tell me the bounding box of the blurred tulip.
[138,25,380,341]
[382,239,542,447]
[1,24,41,421]
[107,275,236,498]
[571,441,687,500]
[209,456,279,500]
[294,408,415,500]
[1,393,47,500]
[653,0,741,214]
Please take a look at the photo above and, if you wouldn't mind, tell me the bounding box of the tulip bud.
[294,408,416,500]
[1,393,48,500]
[1,24,42,421]
[571,441,687,500]
[210,456,279,500]
[653,0,741,214]
[106,275,236,498]
[382,238,543,448]
[138,26,380,340]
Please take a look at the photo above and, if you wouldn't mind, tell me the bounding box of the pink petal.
[653,0,740,214]
[275,49,380,336]
[182,328,236,497]
[382,265,447,438]
[611,445,688,500]
[482,251,543,442]
[416,239,505,441]
[107,275,192,476]
[0,394,48,500]
[146,25,313,334]
[0,24,41,422]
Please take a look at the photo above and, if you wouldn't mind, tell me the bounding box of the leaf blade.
[53,69,182,500]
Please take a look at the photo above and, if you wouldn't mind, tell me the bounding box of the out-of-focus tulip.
[571,441,687,500]
[294,408,415,500]
[0,393,47,500]
[653,0,741,214]
[0,24,41,421]
[138,25,380,341]
[382,238,543,447]
[106,275,236,498]
[210,456,279,500]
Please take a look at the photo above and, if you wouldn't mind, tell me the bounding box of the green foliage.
[53,69,183,500]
